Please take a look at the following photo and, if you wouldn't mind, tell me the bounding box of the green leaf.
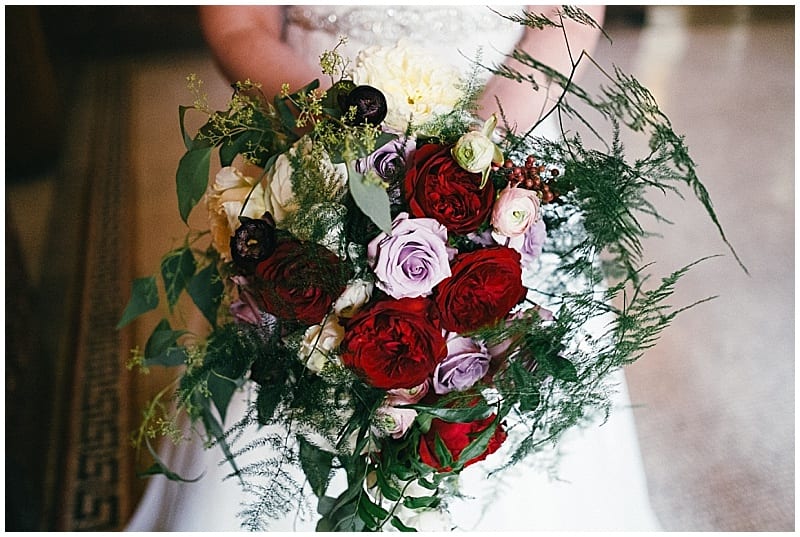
[178,105,195,150]
[161,248,197,309]
[138,437,203,483]
[539,354,579,382]
[402,493,439,510]
[455,419,498,469]
[298,437,334,498]
[411,402,494,423]
[194,392,242,483]
[117,276,159,329]
[390,516,418,532]
[219,131,255,167]
[347,165,392,234]
[374,467,402,502]
[187,262,224,328]
[433,434,454,469]
[143,319,187,367]
[206,371,237,423]
[509,360,540,412]
[357,494,389,528]
[256,384,282,424]
[176,146,212,223]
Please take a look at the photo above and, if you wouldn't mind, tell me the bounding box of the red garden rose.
[340,297,446,389]
[418,413,507,472]
[404,143,495,235]
[256,239,348,325]
[434,246,526,333]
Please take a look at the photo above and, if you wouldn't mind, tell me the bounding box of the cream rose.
[350,40,462,132]
[206,166,268,260]
[491,186,541,239]
[299,315,345,373]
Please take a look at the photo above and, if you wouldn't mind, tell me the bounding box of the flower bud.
[342,85,388,126]
[451,114,504,188]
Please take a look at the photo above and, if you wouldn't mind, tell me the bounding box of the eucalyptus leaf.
[347,165,392,234]
[117,276,159,329]
[176,146,212,223]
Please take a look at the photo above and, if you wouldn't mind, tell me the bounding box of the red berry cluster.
[500,155,563,204]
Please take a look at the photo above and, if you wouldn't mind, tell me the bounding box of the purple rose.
[355,138,413,182]
[367,212,455,299]
[432,334,492,394]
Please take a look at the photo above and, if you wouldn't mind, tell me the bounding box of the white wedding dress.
[127,6,661,532]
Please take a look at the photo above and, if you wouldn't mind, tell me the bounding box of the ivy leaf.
[347,165,392,234]
[176,146,212,223]
[187,262,224,328]
[143,319,187,367]
[161,247,197,310]
[298,437,334,498]
[117,276,159,329]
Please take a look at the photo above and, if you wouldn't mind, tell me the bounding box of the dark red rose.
[340,297,446,390]
[256,239,348,324]
[434,246,526,333]
[404,144,495,235]
[418,413,507,472]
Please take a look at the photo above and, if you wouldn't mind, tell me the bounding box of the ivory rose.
[299,315,345,373]
[263,138,347,225]
[206,166,268,260]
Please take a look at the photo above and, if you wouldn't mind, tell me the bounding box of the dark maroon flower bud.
[343,85,388,126]
[230,214,277,272]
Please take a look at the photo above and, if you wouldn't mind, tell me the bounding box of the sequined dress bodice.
[284,5,526,77]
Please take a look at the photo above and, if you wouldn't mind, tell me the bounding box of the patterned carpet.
[5,5,794,532]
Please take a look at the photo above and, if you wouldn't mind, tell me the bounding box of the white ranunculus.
[350,39,462,132]
[206,166,267,260]
[332,279,374,318]
[299,316,345,373]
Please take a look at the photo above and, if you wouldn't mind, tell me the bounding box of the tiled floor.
[5,5,795,531]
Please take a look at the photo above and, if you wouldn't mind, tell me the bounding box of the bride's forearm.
[198,6,322,98]
[478,5,606,132]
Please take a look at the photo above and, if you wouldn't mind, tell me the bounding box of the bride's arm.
[478,5,606,131]
[198,6,322,98]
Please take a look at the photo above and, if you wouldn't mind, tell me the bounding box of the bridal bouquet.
[121,8,740,532]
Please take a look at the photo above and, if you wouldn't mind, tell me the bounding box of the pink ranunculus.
[432,333,492,394]
[372,404,418,439]
[367,212,455,299]
[491,185,541,239]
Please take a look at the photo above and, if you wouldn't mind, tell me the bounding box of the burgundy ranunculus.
[404,143,495,235]
[256,239,348,325]
[340,297,446,389]
[434,246,526,334]
[342,85,388,126]
[230,214,277,272]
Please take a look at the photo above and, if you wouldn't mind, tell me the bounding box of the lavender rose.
[432,334,492,394]
[355,138,414,207]
[367,212,455,299]
[501,216,547,265]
